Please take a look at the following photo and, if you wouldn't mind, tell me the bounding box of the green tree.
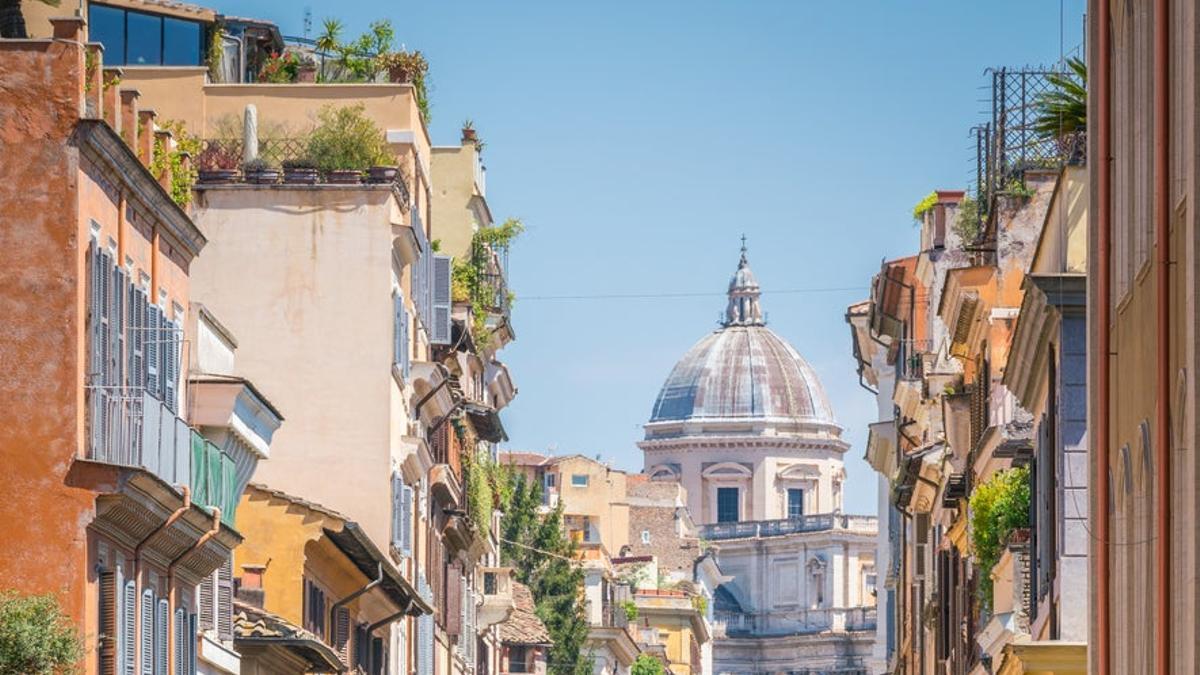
[969,466,1031,609]
[631,654,665,675]
[501,475,592,675]
[0,591,83,674]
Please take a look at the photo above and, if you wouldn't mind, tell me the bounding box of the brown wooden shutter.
[444,561,462,636]
[98,569,118,675]
[334,607,351,665]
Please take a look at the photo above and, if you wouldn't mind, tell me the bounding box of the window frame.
[87,3,205,67]
[570,474,588,488]
[787,488,805,519]
[716,487,740,524]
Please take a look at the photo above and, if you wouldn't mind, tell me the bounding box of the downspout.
[1095,0,1112,669]
[132,487,190,675]
[1154,0,1171,671]
[365,610,407,675]
[167,508,222,675]
[328,562,385,644]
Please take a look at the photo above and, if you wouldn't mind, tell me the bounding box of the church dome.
[647,245,836,427]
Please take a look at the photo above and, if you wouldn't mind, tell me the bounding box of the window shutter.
[98,568,118,675]
[173,609,185,675]
[198,572,214,632]
[145,306,161,397]
[99,249,113,385]
[188,614,197,675]
[217,560,233,641]
[430,255,452,345]
[112,266,127,387]
[401,484,414,558]
[163,319,179,412]
[141,590,154,675]
[334,607,351,665]
[155,599,168,675]
[122,578,136,675]
[88,241,104,381]
[444,563,461,636]
[397,616,408,675]
[391,473,404,552]
[399,296,411,380]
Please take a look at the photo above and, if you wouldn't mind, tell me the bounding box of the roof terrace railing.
[699,513,878,542]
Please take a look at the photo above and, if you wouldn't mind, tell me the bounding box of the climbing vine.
[969,466,1031,609]
[911,191,938,222]
[150,120,201,207]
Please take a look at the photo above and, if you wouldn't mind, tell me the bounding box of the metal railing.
[896,339,934,381]
[467,238,510,319]
[699,513,878,541]
[713,606,877,637]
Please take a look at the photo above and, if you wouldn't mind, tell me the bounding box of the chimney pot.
[138,109,157,167]
[49,16,85,42]
[118,88,140,150]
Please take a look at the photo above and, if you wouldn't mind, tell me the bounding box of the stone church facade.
[640,247,880,674]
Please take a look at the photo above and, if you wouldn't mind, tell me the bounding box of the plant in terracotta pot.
[282,157,320,184]
[195,142,241,183]
[307,103,390,184]
[296,54,318,83]
[378,49,427,84]
[461,119,476,142]
[242,157,280,184]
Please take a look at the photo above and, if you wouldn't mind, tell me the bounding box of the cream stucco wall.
[430,142,487,260]
[190,186,411,548]
[549,456,631,555]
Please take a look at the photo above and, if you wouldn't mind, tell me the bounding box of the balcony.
[85,386,241,518]
[713,606,877,637]
[476,568,515,627]
[698,513,878,542]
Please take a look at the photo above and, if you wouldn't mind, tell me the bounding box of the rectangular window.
[787,488,804,519]
[125,11,162,65]
[302,578,326,637]
[717,487,739,523]
[89,5,126,65]
[509,645,530,673]
[162,17,201,65]
[545,473,555,487]
[570,474,588,487]
[87,4,204,66]
[641,530,651,544]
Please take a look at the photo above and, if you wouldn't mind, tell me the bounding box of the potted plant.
[283,157,320,184]
[243,157,280,184]
[367,164,398,184]
[195,143,241,183]
[461,119,476,143]
[378,49,428,85]
[259,51,300,83]
[308,103,390,185]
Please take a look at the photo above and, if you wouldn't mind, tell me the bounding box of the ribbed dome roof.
[647,244,836,426]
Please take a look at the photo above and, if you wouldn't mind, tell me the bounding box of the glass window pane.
[717,487,739,523]
[788,488,804,519]
[162,18,201,66]
[126,11,162,65]
[88,5,126,65]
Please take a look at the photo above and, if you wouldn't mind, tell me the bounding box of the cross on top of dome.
[725,237,764,327]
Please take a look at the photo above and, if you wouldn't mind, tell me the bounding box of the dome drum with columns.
[639,244,879,674]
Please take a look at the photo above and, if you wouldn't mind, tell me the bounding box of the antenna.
[303,6,312,39]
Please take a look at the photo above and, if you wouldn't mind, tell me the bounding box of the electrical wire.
[519,286,867,302]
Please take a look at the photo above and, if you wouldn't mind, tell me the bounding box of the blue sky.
[206,0,1086,514]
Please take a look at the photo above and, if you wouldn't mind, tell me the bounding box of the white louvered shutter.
[391,473,404,552]
[397,617,408,675]
[99,249,113,385]
[401,484,414,558]
[122,578,136,675]
[173,608,185,675]
[155,599,168,675]
[129,287,146,391]
[162,319,179,412]
[430,255,452,344]
[98,568,118,675]
[217,560,233,641]
[112,266,127,387]
[140,590,153,675]
[145,306,160,397]
[88,241,104,380]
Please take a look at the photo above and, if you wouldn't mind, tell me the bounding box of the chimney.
[236,564,267,609]
[101,68,122,129]
[84,43,104,119]
[137,109,157,167]
[154,129,174,190]
[119,88,140,149]
[49,16,84,42]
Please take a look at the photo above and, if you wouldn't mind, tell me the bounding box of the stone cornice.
[639,434,850,454]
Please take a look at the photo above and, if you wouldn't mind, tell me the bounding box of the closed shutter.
[430,255,452,344]
[99,249,113,385]
[88,240,104,381]
[112,266,127,387]
[445,562,461,636]
[155,599,168,675]
[173,609,185,675]
[397,616,408,675]
[392,473,404,552]
[217,560,233,641]
[129,287,146,390]
[401,484,414,558]
[335,607,351,665]
[399,296,410,379]
[98,568,118,675]
[122,578,136,675]
[162,318,179,412]
[198,572,214,632]
[188,614,197,675]
[141,590,154,675]
[145,307,160,397]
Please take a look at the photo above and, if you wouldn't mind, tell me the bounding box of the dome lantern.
[725,238,764,327]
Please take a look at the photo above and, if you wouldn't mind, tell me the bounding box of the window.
[86,3,205,66]
[787,488,804,519]
[716,487,739,523]
[303,578,327,637]
[544,473,555,488]
[641,530,651,544]
[571,474,588,487]
[508,645,530,673]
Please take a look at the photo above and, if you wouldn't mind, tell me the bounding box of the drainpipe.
[365,610,407,675]
[132,487,189,675]
[1095,0,1112,670]
[167,508,221,675]
[1154,0,1171,671]
[328,562,385,644]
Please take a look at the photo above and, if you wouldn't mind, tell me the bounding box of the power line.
[520,286,868,302]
